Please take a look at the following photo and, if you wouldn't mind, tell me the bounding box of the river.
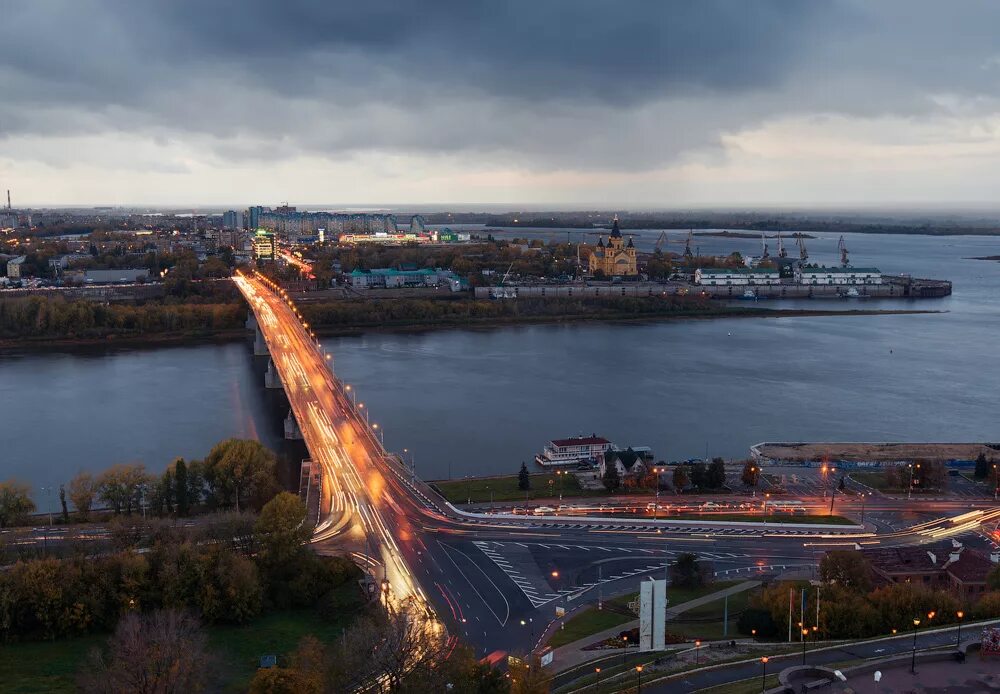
[1,231,998,496]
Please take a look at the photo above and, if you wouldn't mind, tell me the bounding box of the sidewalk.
[551,580,760,671]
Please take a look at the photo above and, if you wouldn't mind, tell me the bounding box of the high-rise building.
[223,210,244,230]
[248,206,266,230]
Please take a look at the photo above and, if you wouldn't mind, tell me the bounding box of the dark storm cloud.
[2,1,1000,168]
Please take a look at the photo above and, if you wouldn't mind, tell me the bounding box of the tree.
[174,459,190,516]
[707,458,727,490]
[97,464,149,515]
[974,452,990,480]
[255,492,310,566]
[988,565,1000,591]
[327,604,450,693]
[741,461,760,488]
[68,472,96,520]
[517,462,530,491]
[672,465,689,492]
[77,609,211,694]
[0,480,36,528]
[689,461,707,490]
[670,552,711,589]
[202,439,280,512]
[819,550,872,593]
[59,485,69,524]
[602,457,621,492]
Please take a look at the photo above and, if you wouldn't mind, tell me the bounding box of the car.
[533,506,556,515]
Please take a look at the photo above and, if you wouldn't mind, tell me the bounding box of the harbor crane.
[684,230,694,258]
[797,235,809,263]
[760,232,769,259]
[777,232,787,258]
[838,235,849,267]
[654,230,668,253]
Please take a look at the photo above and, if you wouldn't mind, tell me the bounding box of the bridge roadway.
[234,270,1000,660]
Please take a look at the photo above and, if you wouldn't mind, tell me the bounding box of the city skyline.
[5,2,1000,207]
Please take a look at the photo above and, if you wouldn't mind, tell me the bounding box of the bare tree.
[78,609,211,694]
[328,601,449,693]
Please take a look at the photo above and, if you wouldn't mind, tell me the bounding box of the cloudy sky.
[3,1,1000,208]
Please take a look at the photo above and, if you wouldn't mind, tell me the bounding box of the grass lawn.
[695,673,780,694]
[664,590,753,640]
[547,608,634,649]
[548,581,745,649]
[0,587,364,694]
[0,634,103,694]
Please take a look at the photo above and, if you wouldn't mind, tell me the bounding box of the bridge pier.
[284,410,304,440]
[245,311,258,330]
[265,358,283,389]
[253,326,269,356]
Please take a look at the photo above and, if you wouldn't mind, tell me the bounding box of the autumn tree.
[77,609,211,694]
[689,461,707,490]
[255,492,310,566]
[202,439,280,512]
[819,551,872,593]
[741,460,760,488]
[0,480,36,528]
[67,472,96,520]
[97,464,149,515]
[174,458,190,516]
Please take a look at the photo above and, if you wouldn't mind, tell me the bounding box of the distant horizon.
[13,201,1000,220]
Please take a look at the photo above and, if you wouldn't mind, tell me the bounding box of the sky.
[4,1,1000,209]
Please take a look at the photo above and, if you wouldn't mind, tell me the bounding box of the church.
[588,216,637,277]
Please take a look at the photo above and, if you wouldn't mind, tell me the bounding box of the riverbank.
[0,301,939,351]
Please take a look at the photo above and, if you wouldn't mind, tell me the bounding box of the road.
[234,269,1000,666]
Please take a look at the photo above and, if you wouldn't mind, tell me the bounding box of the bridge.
[234,269,1000,660]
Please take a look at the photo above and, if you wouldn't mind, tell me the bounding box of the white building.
[535,435,613,467]
[797,266,882,285]
[694,267,781,286]
[6,255,26,279]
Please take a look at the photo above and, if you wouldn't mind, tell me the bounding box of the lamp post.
[622,634,628,668]
[801,628,809,665]
[761,656,769,693]
[993,464,998,501]
[911,617,921,674]
[695,640,701,665]
[635,664,643,693]
[907,463,914,500]
[956,611,964,649]
[594,667,601,693]
[653,467,661,519]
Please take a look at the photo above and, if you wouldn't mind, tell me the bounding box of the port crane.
[760,232,769,260]
[796,234,809,263]
[838,235,849,267]
[777,232,787,258]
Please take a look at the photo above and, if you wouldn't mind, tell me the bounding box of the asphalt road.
[237,269,1000,667]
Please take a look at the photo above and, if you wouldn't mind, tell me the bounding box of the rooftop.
[550,436,611,447]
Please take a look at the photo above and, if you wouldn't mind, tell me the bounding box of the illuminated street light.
[761,656,769,692]
[956,610,964,648]
[911,618,921,674]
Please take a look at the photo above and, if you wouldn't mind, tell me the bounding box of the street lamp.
[594,667,601,693]
[956,611,964,649]
[695,640,701,665]
[911,617,921,674]
[622,634,629,668]
[635,664,643,693]
[801,628,809,665]
[761,656,769,693]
